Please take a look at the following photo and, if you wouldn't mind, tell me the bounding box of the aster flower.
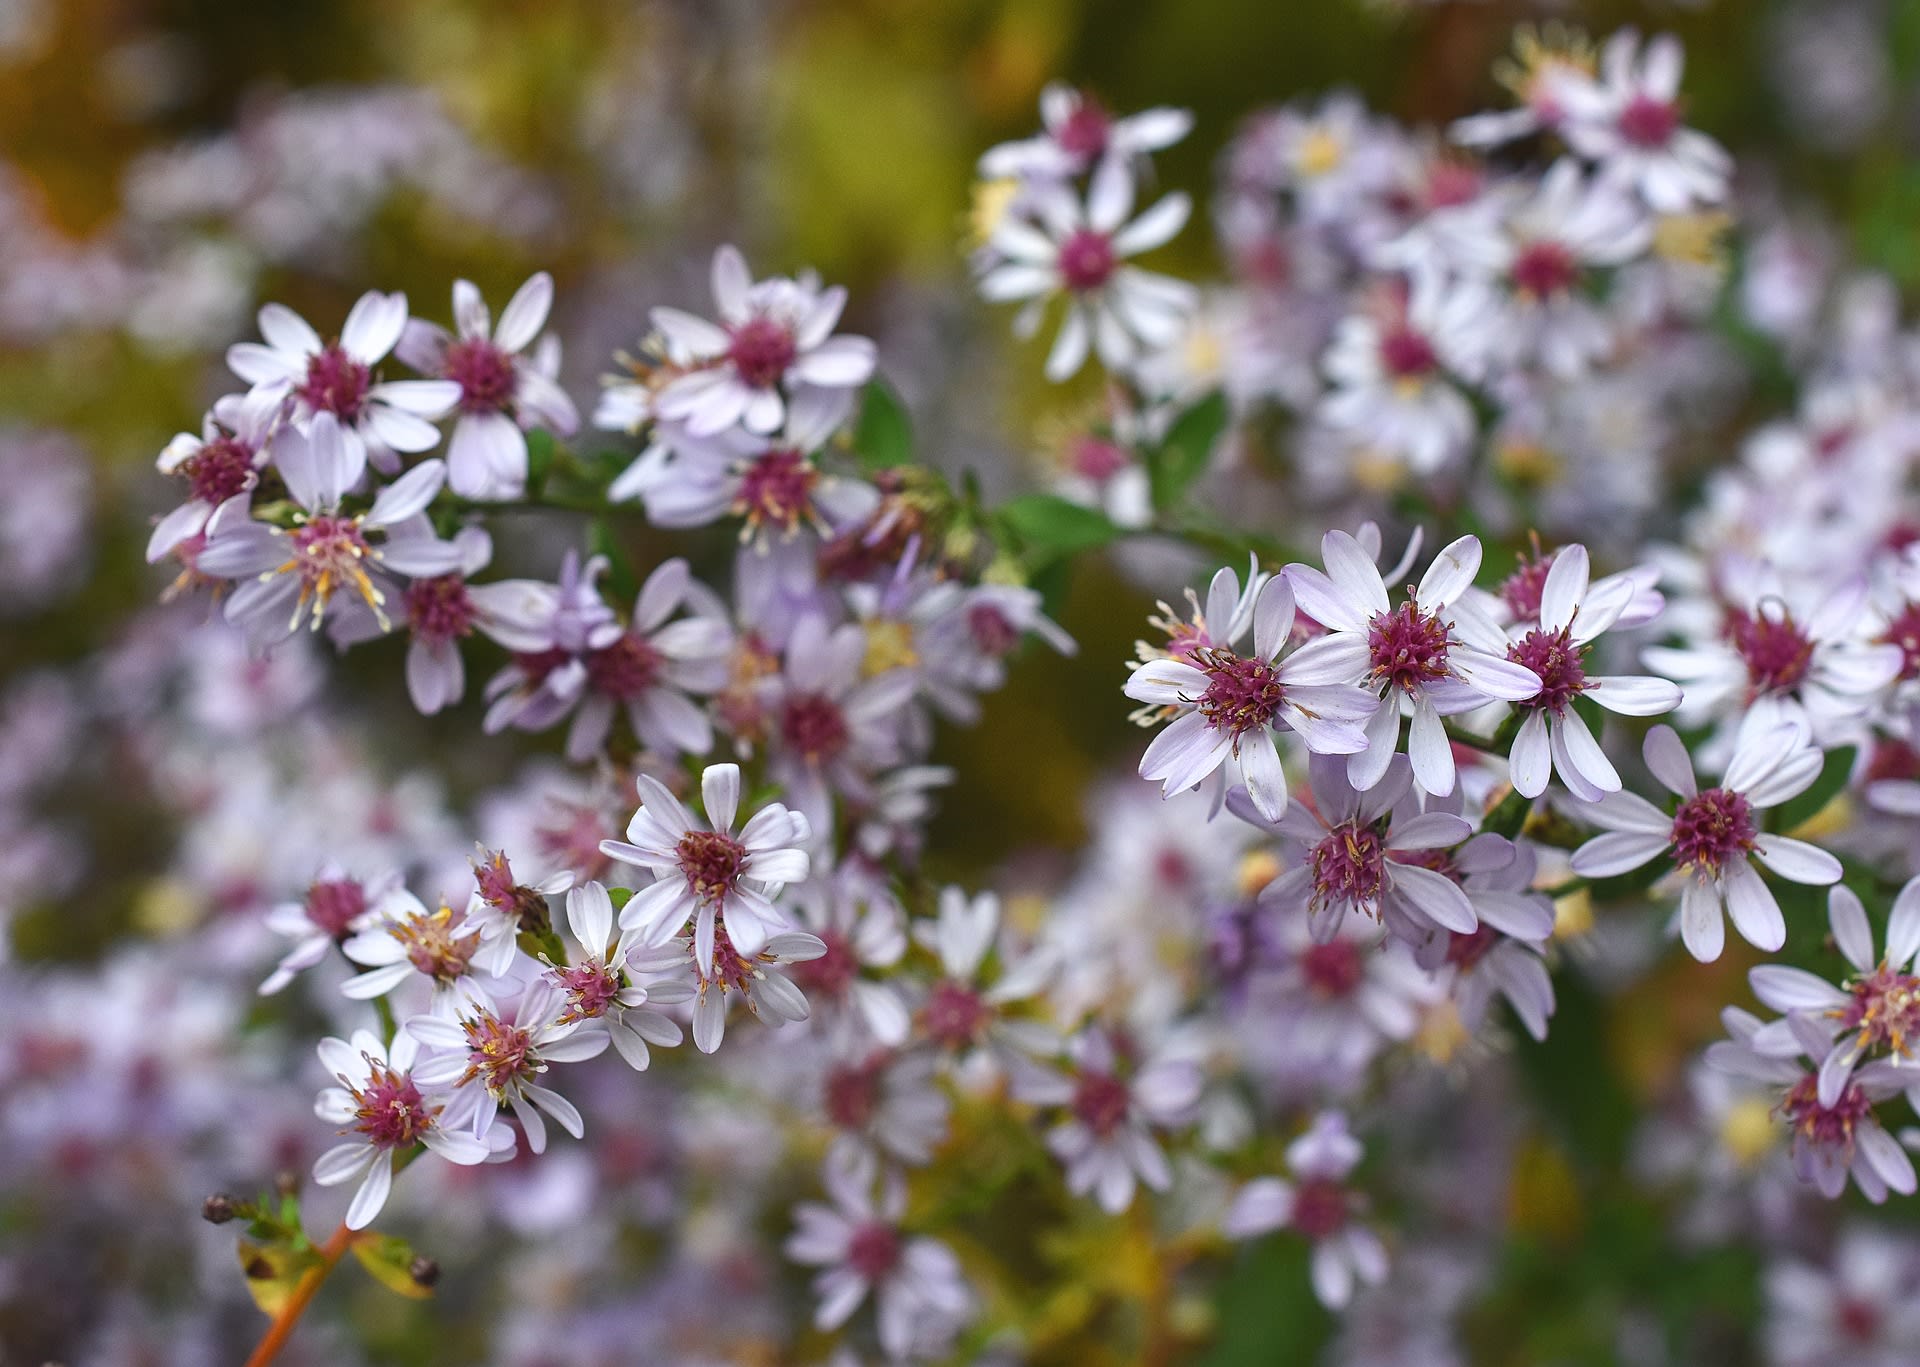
[632,924,827,1055]
[226,291,459,474]
[1450,24,1598,149]
[784,1149,972,1360]
[1283,530,1543,797]
[406,978,609,1155]
[1124,572,1378,822]
[1408,832,1558,1041]
[480,549,624,736]
[977,168,1195,381]
[396,273,580,500]
[1707,1006,1915,1202]
[1247,752,1479,945]
[258,867,398,996]
[1570,721,1841,961]
[785,861,912,1047]
[461,846,575,977]
[599,762,811,970]
[978,84,1192,185]
[310,1028,493,1230]
[1765,1225,1920,1367]
[1222,1110,1388,1310]
[1501,543,1682,801]
[911,886,1059,1071]
[146,393,276,564]
[544,881,691,1071]
[1555,30,1733,214]
[650,245,876,439]
[196,414,462,642]
[1746,882,1920,1108]
[817,1044,951,1169]
[339,890,488,1008]
[1016,1027,1203,1214]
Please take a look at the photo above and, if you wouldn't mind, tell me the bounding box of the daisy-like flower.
[396,273,580,500]
[1570,720,1841,961]
[817,1045,951,1169]
[911,886,1058,1070]
[461,846,575,977]
[226,291,459,474]
[1707,1006,1916,1202]
[1765,1226,1920,1367]
[146,393,276,564]
[1407,832,1558,1041]
[1450,23,1598,149]
[1124,572,1377,821]
[785,862,912,1047]
[1747,882,1920,1109]
[977,167,1195,381]
[650,245,876,439]
[544,882,690,1071]
[479,549,624,736]
[1502,543,1681,801]
[196,414,461,642]
[1016,1027,1203,1214]
[1248,753,1480,945]
[340,890,486,1007]
[784,1149,972,1361]
[257,867,398,996]
[406,978,609,1155]
[632,923,827,1054]
[599,762,811,970]
[310,1028,493,1230]
[978,84,1192,184]
[1284,529,1543,797]
[1556,29,1733,213]
[1222,1110,1388,1310]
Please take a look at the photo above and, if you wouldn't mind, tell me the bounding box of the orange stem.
[243,1222,357,1367]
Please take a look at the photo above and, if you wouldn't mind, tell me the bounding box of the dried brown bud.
[408,1255,440,1287]
[201,1193,238,1224]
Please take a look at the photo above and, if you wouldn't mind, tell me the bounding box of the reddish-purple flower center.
[182,436,257,505]
[388,903,478,982]
[1727,607,1815,694]
[1379,327,1437,380]
[1500,552,1554,620]
[736,447,818,535]
[1445,925,1500,971]
[1298,939,1366,997]
[585,630,663,701]
[1838,1297,1883,1344]
[458,1013,536,1094]
[727,316,797,388]
[1289,1177,1351,1239]
[1878,602,1920,681]
[1781,1073,1872,1153]
[846,1220,902,1280]
[298,344,372,422]
[1668,788,1756,875]
[1059,229,1117,293]
[350,1063,433,1149]
[1836,964,1920,1058]
[1056,99,1112,162]
[1072,1069,1132,1137]
[824,1051,888,1130]
[790,928,859,1000]
[782,692,850,761]
[289,515,376,603]
[921,979,988,1049]
[305,878,367,938]
[1507,627,1586,714]
[554,960,622,1024]
[1194,647,1286,737]
[968,603,1020,657]
[1618,94,1679,148]
[443,337,518,413]
[1069,434,1130,481]
[1510,240,1580,298]
[1367,599,1452,692]
[404,574,476,645]
[1309,821,1387,911]
[676,829,747,903]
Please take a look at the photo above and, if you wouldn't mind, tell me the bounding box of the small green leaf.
[237,1239,320,1316]
[351,1231,435,1301]
[1147,390,1229,512]
[525,428,556,495]
[997,494,1118,569]
[1770,745,1856,834]
[607,886,634,911]
[851,380,913,470]
[1484,786,1533,839]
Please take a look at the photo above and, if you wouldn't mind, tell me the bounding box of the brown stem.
[243,1222,357,1367]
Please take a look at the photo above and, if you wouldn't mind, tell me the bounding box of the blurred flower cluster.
[16,3,1920,1365]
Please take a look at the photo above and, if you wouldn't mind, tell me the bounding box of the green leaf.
[351,1231,435,1301]
[851,379,913,470]
[607,887,634,912]
[587,518,639,602]
[1147,390,1229,512]
[1767,745,1855,834]
[525,428,557,495]
[997,494,1118,569]
[1484,785,1534,839]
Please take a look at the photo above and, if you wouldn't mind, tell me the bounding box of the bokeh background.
[6,0,1920,1362]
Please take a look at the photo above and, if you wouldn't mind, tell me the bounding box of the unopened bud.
[202,1193,238,1224]
[274,1170,299,1199]
[408,1255,440,1287]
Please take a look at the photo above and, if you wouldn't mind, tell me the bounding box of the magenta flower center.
[1838,1298,1883,1344]
[1618,94,1679,148]
[1444,925,1499,971]
[1298,939,1366,997]
[846,1220,903,1281]
[458,1013,537,1095]
[443,337,518,413]
[1379,327,1437,379]
[1425,162,1481,209]
[824,1051,887,1130]
[298,344,372,422]
[404,574,475,645]
[727,316,797,388]
[1367,599,1452,692]
[1069,434,1130,481]
[697,914,757,990]
[1072,1069,1132,1137]
[1289,1177,1351,1239]
[1510,240,1579,298]
[350,1063,433,1149]
[1668,788,1756,875]
[790,928,858,1000]
[1727,607,1815,694]
[304,878,367,938]
[1500,552,1553,620]
[676,828,747,903]
[1506,627,1586,714]
[388,904,478,983]
[584,630,663,701]
[1194,647,1285,737]
[289,515,377,603]
[182,436,257,505]
[1836,964,1920,1058]
[921,979,988,1049]
[1058,229,1117,293]
[1782,1073,1872,1153]
[1056,99,1112,161]
[968,603,1020,657]
[554,960,622,1024]
[1878,603,1920,681]
[736,447,818,535]
[1309,821,1387,911]
[782,692,851,761]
